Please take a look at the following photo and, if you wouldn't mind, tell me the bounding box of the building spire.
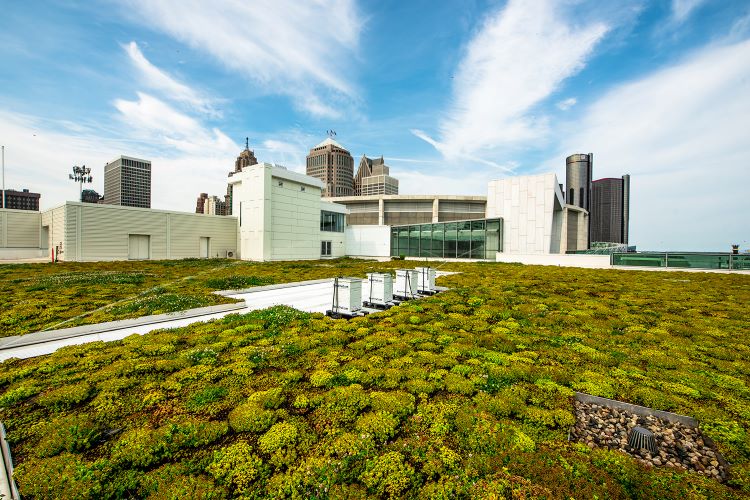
[245,137,249,150]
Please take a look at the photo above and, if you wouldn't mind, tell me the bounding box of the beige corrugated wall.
[0,209,41,248]
[60,202,237,262]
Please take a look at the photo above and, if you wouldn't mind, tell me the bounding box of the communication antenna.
[327,130,337,138]
[69,165,92,201]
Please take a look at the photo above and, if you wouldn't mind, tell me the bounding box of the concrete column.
[432,198,439,223]
[378,198,384,226]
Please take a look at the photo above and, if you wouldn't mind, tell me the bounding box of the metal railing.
[611,252,750,270]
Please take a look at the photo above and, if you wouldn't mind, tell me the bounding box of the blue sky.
[1,0,749,251]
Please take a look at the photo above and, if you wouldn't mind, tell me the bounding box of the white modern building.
[1,163,588,262]
[229,162,346,261]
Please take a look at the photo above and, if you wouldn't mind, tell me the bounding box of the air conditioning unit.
[329,277,362,315]
[364,273,393,307]
[394,269,418,299]
[225,250,235,258]
[414,267,436,294]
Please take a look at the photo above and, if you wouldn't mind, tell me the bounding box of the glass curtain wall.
[390,218,502,259]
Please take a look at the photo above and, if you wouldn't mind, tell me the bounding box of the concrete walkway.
[0,273,455,361]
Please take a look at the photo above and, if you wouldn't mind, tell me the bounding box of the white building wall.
[487,173,565,254]
[0,209,40,248]
[37,202,237,262]
[231,163,346,261]
[167,213,237,259]
[345,225,391,257]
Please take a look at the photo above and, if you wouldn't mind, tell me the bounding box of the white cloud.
[556,97,577,111]
[124,41,219,117]
[414,0,607,165]
[0,110,238,213]
[113,92,237,155]
[670,0,706,25]
[120,0,363,118]
[553,39,750,251]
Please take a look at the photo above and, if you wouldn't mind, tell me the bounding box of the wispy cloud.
[556,97,578,111]
[413,0,608,166]
[124,41,220,117]
[0,109,239,212]
[670,0,707,25]
[120,0,363,118]
[553,39,750,251]
[113,92,237,155]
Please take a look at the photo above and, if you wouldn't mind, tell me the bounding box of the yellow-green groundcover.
[1,261,749,498]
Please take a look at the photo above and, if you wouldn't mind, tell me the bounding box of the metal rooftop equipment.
[414,267,437,295]
[326,277,365,319]
[394,269,418,300]
[363,272,394,309]
[628,426,658,454]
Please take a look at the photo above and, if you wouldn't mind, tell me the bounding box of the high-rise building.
[226,139,259,215]
[81,189,103,204]
[354,155,399,196]
[565,153,593,211]
[196,193,209,214]
[306,137,354,197]
[591,175,630,244]
[2,188,40,211]
[103,156,151,208]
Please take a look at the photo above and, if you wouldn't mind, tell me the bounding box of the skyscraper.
[565,153,593,211]
[354,155,399,196]
[591,175,630,244]
[226,139,259,215]
[103,156,151,208]
[306,137,354,197]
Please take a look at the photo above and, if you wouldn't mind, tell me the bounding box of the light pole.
[69,165,92,201]
[1,145,5,209]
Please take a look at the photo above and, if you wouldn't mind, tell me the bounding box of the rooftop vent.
[628,426,658,454]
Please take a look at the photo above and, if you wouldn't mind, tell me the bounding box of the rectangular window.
[320,210,344,232]
[321,240,332,256]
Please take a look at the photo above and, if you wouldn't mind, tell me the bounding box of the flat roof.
[325,194,487,202]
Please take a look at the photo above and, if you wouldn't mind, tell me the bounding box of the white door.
[199,237,210,258]
[129,234,150,260]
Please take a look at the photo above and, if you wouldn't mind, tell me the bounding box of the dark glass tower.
[591,175,630,244]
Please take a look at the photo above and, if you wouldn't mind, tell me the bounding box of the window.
[321,240,332,256]
[320,210,344,232]
[301,186,305,192]
[569,188,575,205]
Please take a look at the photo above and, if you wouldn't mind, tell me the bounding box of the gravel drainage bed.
[570,393,729,481]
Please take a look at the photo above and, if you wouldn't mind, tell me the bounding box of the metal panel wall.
[170,213,237,259]
[4,211,40,247]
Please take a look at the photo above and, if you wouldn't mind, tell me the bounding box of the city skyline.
[1,1,748,251]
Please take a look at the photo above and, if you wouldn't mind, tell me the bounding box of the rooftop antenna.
[245,137,249,150]
[69,165,92,201]
[327,130,336,138]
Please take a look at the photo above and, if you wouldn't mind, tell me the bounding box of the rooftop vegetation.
[1,260,749,498]
[0,258,421,337]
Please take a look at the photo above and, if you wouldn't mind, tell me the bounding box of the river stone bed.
[570,400,728,481]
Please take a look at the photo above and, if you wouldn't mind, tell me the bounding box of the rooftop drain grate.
[628,426,658,454]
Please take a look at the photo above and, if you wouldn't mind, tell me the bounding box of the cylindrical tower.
[565,153,593,211]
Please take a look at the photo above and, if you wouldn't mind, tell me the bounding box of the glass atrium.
[390,219,502,260]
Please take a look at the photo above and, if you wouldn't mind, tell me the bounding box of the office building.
[591,175,630,244]
[2,189,40,211]
[354,155,399,196]
[196,193,209,214]
[81,189,103,204]
[229,162,347,260]
[566,153,593,211]
[329,194,486,226]
[306,137,354,197]
[103,156,151,208]
[226,140,259,215]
